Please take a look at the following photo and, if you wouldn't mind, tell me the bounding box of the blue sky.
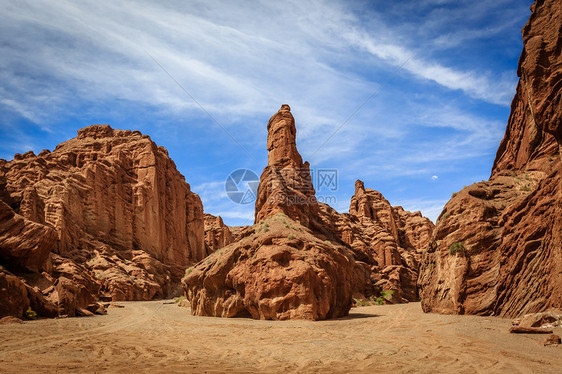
[0,0,532,226]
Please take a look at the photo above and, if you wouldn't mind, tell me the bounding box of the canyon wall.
[1,125,205,318]
[418,0,562,318]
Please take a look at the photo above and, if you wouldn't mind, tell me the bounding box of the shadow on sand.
[337,312,379,320]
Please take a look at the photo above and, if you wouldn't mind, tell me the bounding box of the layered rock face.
[0,200,57,273]
[492,0,562,174]
[419,0,562,318]
[0,125,204,318]
[319,181,434,302]
[203,213,234,254]
[184,105,358,320]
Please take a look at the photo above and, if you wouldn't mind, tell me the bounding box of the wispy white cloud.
[0,0,517,125]
[343,30,515,105]
[0,98,39,123]
[306,99,506,182]
[192,181,228,204]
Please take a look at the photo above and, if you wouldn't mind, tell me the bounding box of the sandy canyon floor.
[0,301,560,373]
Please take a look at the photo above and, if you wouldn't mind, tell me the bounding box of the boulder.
[509,326,553,334]
[544,334,561,346]
[0,271,30,319]
[518,310,562,329]
[0,316,24,325]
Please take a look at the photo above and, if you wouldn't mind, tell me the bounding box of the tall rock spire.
[254,105,319,227]
[266,104,303,167]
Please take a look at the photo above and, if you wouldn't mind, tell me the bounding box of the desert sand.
[0,301,560,373]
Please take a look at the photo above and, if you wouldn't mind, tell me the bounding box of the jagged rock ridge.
[319,180,434,302]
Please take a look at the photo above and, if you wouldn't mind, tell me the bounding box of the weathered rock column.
[255,105,319,228]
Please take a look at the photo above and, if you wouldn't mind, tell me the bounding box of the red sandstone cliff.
[0,125,204,318]
[418,0,562,318]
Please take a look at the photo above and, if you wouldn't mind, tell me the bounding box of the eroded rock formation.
[185,215,357,320]
[419,0,562,318]
[319,180,434,302]
[185,105,360,320]
[184,105,433,319]
[254,104,321,229]
[0,125,204,318]
[492,0,562,174]
[203,213,235,254]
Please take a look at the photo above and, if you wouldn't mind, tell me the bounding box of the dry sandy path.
[0,301,560,373]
